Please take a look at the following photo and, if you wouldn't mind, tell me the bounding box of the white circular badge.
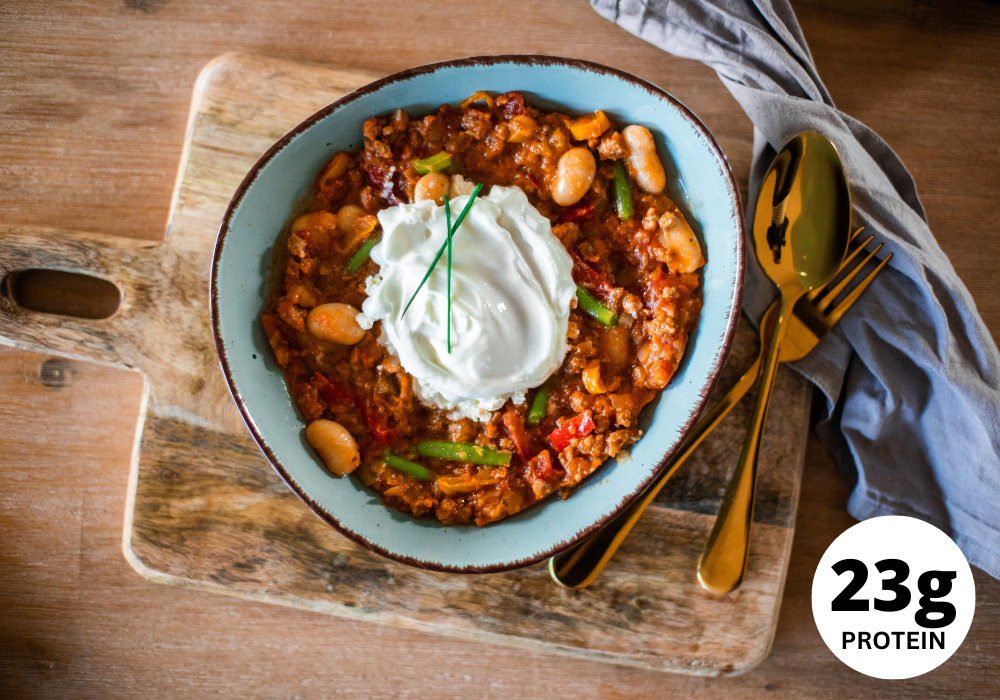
[812,516,975,679]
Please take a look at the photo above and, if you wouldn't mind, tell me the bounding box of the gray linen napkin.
[591,0,1000,577]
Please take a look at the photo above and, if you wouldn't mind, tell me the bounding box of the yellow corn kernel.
[317,151,354,190]
[568,110,612,141]
[506,115,539,143]
[460,91,495,111]
[582,364,608,394]
[436,475,500,496]
[291,210,337,234]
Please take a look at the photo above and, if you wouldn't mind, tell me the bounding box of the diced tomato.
[502,405,532,460]
[557,200,595,224]
[549,412,595,453]
[311,372,352,405]
[361,161,401,206]
[499,91,526,119]
[529,450,562,481]
[312,372,396,445]
[569,251,616,306]
[354,394,397,446]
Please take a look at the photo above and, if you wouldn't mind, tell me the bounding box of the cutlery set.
[551,133,893,591]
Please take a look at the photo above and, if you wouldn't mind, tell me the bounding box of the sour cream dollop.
[357,186,576,421]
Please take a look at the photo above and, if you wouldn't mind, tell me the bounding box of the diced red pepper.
[569,251,617,306]
[311,372,394,444]
[311,372,352,405]
[502,405,532,460]
[354,394,398,446]
[361,161,401,206]
[549,412,595,453]
[557,200,595,224]
[323,382,352,405]
[529,450,562,482]
[499,91,526,119]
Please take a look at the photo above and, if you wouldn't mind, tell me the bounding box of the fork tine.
[824,253,893,327]
[850,226,865,243]
[808,235,875,302]
[816,242,883,313]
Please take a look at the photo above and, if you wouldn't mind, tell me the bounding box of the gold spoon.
[548,227,889,589]
[696,132,851,594]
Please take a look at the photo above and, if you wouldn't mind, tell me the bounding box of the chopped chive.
[416,440,511,466]
[401,183,483,318]
[527,388,549,425]
[347,235,380,272]
[382,452,436,481]
[576,286,618,326]
[613,161,633,221]
[445,194,453,354]
[413,152,454,174]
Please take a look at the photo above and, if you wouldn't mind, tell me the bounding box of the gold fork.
[550,228,892,589]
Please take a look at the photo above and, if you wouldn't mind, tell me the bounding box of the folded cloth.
[592,0,1000,577]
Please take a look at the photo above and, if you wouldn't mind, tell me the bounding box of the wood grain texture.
[124,327,807,676]
[1,0,997,336]
[0,52,813,675]
[1,0,999,697]
[1,346,997,699]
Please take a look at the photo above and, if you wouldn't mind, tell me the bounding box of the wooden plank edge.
[116,371,811,677]
[120,370,152,576]
[121,508,794,677]
[163,52,241,243]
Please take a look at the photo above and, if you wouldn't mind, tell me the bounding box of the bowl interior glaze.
[212,56,744,572]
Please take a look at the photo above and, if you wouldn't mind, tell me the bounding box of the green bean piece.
[576,287,618,326]
[527,388,548,426]
[347,235,380,272]
[416,441,512,466]
[382,452,436,481]
[413,152,454,174]
[613,160,633,222]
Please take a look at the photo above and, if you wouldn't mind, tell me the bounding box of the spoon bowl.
[755,134,850,293]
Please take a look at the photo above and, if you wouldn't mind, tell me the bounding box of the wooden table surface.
[1,1,998,697]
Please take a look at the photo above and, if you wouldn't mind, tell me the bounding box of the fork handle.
[549,350,764,588]
[697,295,796,594]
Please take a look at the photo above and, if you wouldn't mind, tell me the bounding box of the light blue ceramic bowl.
[213,56,744,573]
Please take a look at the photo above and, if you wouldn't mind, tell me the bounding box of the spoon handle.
[697,296,795,594]
[549,351,764,589]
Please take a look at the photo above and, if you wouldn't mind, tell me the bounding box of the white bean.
[291,211,337,234]
[622,125,666,194]
[317,151,353,189]
[336,204,364,235]
[450,174,477,196]
[336,204,379,249]
[306,420,360,476]
[657,209,705,273]
[287,283,317,309]
[551,147,596,207]
[306,303,366,345]
[414,173,450,205]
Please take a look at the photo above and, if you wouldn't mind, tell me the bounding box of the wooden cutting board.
[0,53,810,676]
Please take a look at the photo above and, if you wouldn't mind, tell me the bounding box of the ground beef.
[262,92,704,526]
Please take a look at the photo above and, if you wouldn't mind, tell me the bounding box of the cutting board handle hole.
[4,269,123,320]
